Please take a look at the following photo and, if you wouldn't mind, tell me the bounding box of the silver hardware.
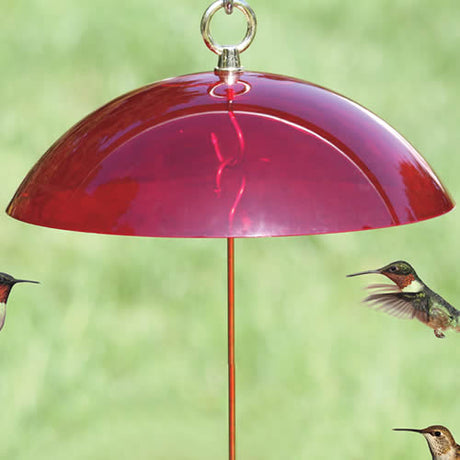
[223,0,233,15]
[201,0,257,82]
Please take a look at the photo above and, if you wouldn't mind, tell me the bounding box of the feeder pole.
[227,237,236,460]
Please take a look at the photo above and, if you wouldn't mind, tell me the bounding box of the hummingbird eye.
[433,431,442,437]
[389,266,397,272]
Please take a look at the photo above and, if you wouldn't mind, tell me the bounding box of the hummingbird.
[0,272,39,331]
[347,261,460,338]
[394,426,460,459]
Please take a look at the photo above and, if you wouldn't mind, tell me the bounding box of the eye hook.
[224,0,233,14]
[201,0,256,56]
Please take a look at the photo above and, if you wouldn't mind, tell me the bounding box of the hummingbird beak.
[346,269,380,278]
[12,279,40,285]
[393,428,423,433]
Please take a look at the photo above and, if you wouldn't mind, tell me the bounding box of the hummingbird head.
[347,261,420,290]
[0,272,39,304]
[393,426,456,457]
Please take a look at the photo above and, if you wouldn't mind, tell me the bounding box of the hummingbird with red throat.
[347,261,460,338]
[0,272,39,331]
[394,425,460,459]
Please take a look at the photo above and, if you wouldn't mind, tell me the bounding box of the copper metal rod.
[227,237,236,460]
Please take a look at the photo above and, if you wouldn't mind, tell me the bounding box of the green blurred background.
[1,0,459,458]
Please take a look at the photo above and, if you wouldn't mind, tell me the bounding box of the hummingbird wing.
[366,283,399,292]
[363,285,429,322]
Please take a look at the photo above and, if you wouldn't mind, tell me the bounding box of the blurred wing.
[366,283,399,292]
[363,285,428,321]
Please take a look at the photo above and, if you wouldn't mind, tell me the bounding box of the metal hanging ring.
[201,0,257,56]
[224,0,234,14]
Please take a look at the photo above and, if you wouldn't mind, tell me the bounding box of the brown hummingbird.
[394,426,460,459]
[0,272,39,331]
[347,261,460,338]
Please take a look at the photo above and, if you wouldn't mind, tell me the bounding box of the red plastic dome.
[6,71,454,237]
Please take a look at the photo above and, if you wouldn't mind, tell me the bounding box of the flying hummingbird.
[394,426,460,459]
[0,272,39,331]
[347,261,460,338]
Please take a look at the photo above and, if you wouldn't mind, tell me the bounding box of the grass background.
[1,0,459,458]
